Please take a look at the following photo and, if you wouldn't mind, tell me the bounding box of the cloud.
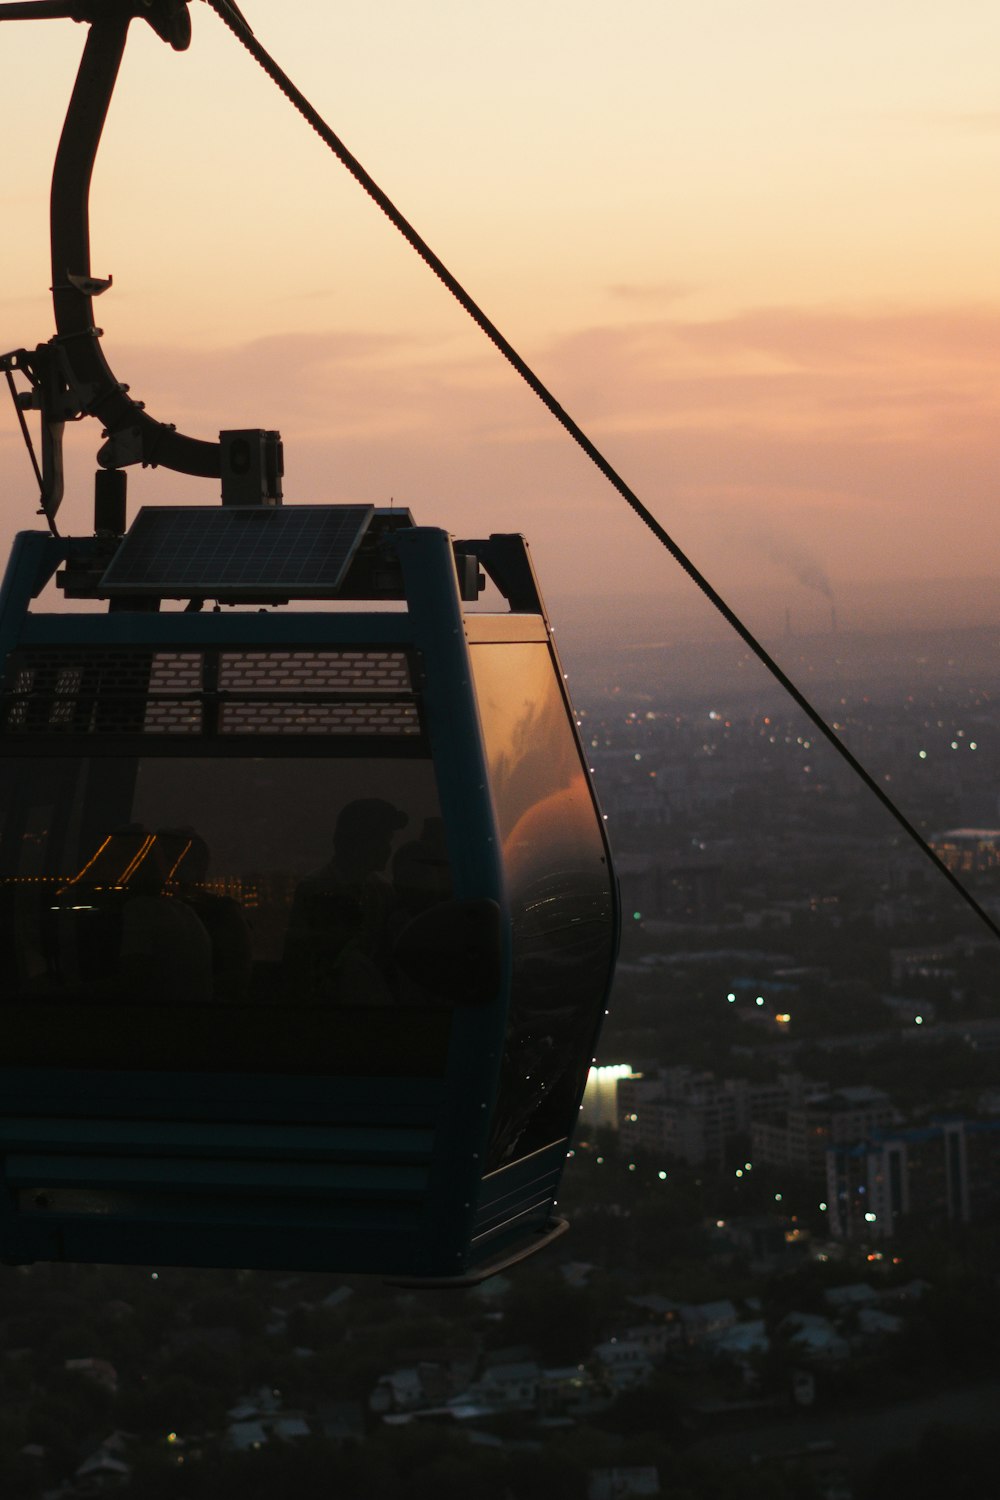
[14,298,996,617]
[606,280,696,305]
[537,305,1000,471]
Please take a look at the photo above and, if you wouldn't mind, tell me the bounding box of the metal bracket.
[0,2,191,47]
[3,344,74,518]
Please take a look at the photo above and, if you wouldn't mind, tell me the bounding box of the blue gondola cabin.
[0,504,618,1281]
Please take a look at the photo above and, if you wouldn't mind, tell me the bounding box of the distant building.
[931,828,1000,874]
[679,1299,739,1345]
[889,941,960,985]
[64,1357,118,1393]
[881,994,936,1026]
[618,1067,815,1167]
[780,1312,849,1365]
[474,1360,542,1411]
[588,1467,661,1500]
[752,1087,895,1177]
[581,1064,636,1131]
[591,1339,655,1390]
[607,852,722,924]
[719,1215,811,1273]
[538,1365,608,1419]
[826,1117,1000,1239]
[826,1133,915,1241]
[661,860,724,924]
[75,1445,132,1488]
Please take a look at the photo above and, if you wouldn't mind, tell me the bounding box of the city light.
[589,1064,633,1082]
[581,1064,634,1129]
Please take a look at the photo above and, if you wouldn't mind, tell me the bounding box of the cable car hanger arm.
[1,0,218,522]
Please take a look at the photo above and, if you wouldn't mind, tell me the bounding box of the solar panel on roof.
[100,505,375,598]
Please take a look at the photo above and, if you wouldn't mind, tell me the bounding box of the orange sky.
[2,0,1000,638]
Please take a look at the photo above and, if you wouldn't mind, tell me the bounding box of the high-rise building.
[752,1087,896,1177]
[826,1117,1000,1240]
[618,1067,814,1167]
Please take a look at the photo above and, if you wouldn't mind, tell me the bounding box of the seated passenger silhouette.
[158,829,253,1003]
[283,798,407,1004]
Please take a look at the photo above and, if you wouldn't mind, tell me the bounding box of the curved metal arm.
[49,0,220,480]
[0,4,88,17]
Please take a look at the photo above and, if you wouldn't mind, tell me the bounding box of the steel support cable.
[203,0,1000,944]
[4,371,44,497]
[3,369,59,534]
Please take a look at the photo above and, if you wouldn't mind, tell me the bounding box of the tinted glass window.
[0,756,451,1011]
[469,642,615,1169]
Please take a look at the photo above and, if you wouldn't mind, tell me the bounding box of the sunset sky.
[3,0,1000,642]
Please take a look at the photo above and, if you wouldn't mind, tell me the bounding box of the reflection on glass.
[469,643,615,1169]
[0,757,451,1009]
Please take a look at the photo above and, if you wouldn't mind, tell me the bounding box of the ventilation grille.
[1,648,420,738]
[220,701,418,735]
[220,651,412,693]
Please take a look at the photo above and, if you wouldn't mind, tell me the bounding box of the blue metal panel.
[0,534,65,663]
[1,1216,429,1275]
[394,529,510,1275]
[0,1118,436,1163]
[5,1154,430,1197]
[18,610,417,649]
[0,1071,449,1273]
[0,1070,444,1125]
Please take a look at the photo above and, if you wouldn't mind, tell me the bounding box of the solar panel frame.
[100,505,376,599]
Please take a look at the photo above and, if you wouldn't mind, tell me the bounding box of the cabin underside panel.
[0,1072,478,1277]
